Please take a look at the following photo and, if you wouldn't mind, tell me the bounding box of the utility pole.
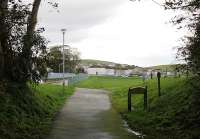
[61,29,66,89]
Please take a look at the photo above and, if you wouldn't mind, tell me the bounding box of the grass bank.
[0,83,74,139]
[76,76,200,139]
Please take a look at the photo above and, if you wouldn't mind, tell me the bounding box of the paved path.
[47,88,137,139]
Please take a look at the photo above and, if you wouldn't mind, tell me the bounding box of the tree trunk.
[0,0,8,79]
[0,42,4,79]
[21,0,41,80]
[23,0,42,54]
[27,0,42,38]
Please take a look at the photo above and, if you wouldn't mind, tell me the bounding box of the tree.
[0,0,8,79]
[47,46,80,73]
[164,0,200,76]
[0,0,55,84]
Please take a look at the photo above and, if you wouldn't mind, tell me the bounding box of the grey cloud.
[38,0,125,44]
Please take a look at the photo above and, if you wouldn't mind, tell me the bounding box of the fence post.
[157,72,161,97]
[128,89,132,112]
[144,86,147,110]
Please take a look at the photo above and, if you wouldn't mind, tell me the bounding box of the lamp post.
[61,29,66,87]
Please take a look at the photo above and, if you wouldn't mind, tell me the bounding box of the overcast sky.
[38,0,185,67]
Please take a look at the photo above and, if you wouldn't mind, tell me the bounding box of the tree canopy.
[0,0,47,84]
[47,46,80,73]
[164,0,200,76]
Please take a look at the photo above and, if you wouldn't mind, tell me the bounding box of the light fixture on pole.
[61,28,66,87]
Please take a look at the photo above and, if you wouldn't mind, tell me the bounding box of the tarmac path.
[47,88,137,139]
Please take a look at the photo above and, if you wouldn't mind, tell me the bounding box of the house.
[86,68,115,76]
[85,67,138,76]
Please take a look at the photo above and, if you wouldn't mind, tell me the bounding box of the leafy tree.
[47,46,80,73]
[47,46,62,73]
[115,64,123,70]
[164,0,200,76]
[0,0,57,84]
[76,67,86,73]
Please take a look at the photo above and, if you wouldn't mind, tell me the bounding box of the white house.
[86,68,114,75]
[86,68,134,76]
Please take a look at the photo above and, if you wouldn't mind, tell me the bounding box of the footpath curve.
[47,88,137,139]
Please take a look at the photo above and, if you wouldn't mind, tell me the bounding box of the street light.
[61,28,66,87]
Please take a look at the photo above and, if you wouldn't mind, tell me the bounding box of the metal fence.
[46,73,88,86]
[67,74,88,85]
[47,73,76,80]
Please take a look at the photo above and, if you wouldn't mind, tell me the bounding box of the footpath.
[47,88,136,139]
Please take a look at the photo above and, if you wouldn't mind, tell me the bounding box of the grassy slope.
[145,64,176,71]
[0,83,74,139]
[81,59,117,66]
[76,76,200,139]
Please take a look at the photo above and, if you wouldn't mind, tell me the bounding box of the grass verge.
[0,83,74,139]
[76,76,200,139]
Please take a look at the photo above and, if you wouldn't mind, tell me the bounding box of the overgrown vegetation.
[0,83,74,139]
[0,0,45,83]
[164,0,200,76]
[77,76,200,139]
[123,77,200,139]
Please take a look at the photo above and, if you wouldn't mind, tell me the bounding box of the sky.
[38,0,185,67]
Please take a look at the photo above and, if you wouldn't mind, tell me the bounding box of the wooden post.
[128,88,132,112]
[157,72,161,97]
[150,72,153,79]
[144,86,147,110]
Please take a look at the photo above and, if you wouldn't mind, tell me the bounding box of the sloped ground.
[0,83,74,139]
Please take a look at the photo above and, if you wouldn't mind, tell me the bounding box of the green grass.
[76,76,200,139]
[0,83,74,139]
[77,76,143,112]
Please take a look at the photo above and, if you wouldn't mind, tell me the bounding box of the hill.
[80,59,139,70]
[145,64,179,72]
[81,60,182,73]
[81,59,118,66]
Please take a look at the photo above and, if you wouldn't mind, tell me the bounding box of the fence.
[45,73,88,86]
[67,74,88,85]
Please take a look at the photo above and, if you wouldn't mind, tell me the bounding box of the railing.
[67,74,88,85]
[46,73,88,85]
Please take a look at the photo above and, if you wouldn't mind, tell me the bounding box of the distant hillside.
[80,60,185,73]
[80,59,138,69]
[145,64,179,72]
[81,59,117,66]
